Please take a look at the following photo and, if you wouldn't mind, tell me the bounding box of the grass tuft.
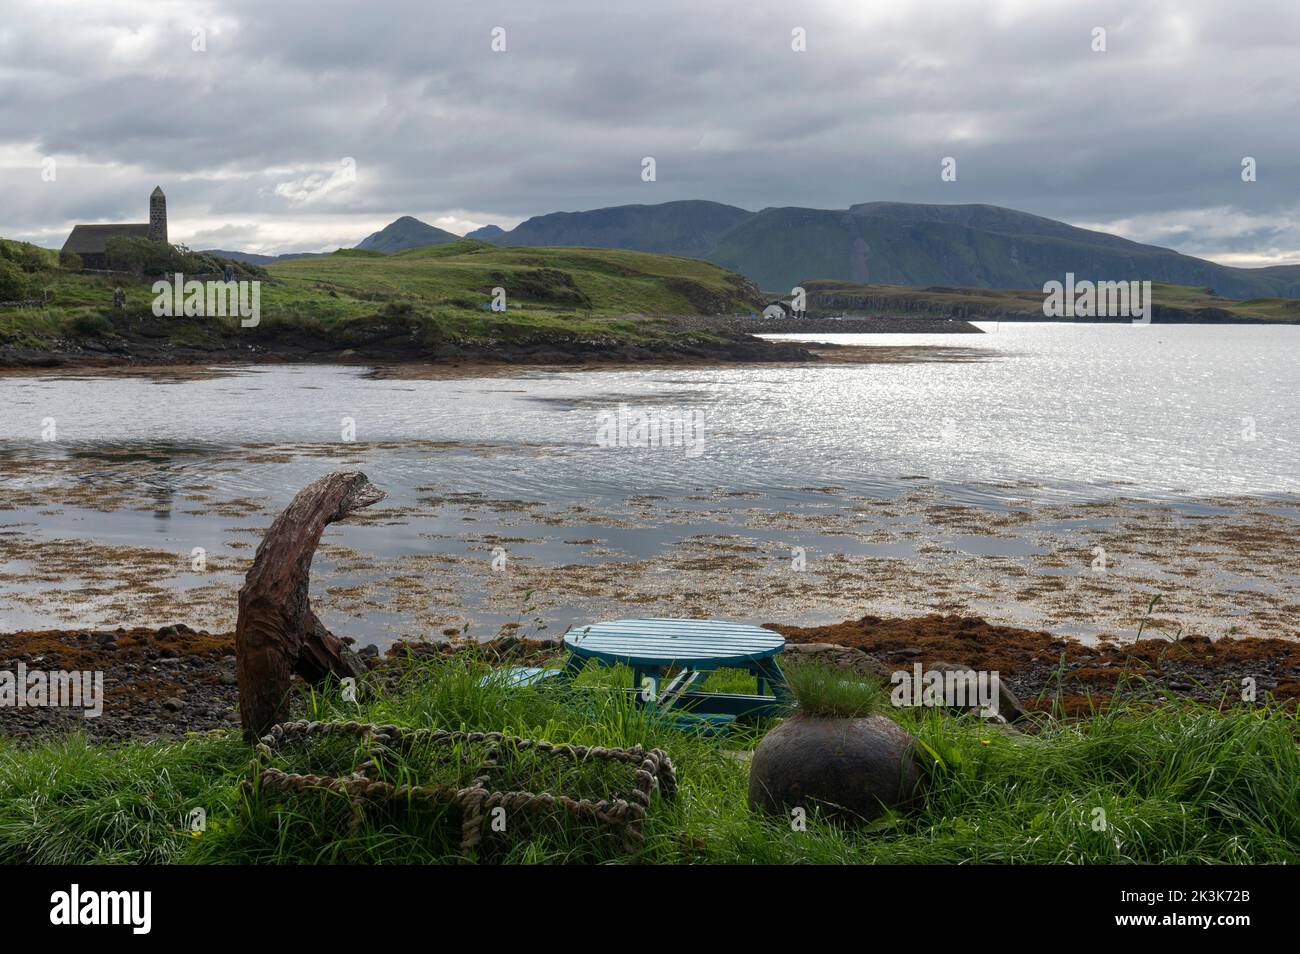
[784,664,882,719]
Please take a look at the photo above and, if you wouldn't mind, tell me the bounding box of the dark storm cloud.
[1,0,1297,262]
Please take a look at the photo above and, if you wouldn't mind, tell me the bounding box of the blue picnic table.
[561,618,791,722]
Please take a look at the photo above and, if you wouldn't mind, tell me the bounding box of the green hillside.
[267,240,761,319]
[0,238,765,357]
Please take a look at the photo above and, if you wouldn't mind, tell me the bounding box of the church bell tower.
[148,186,167,243]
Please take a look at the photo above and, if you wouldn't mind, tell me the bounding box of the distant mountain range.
[355,215,459,253]
[465,223,505,241]
[484,200,753,257]
[201,249,327,265]
[216,200,1300,299]
[202,215,462,263]
[706,202,1300,298]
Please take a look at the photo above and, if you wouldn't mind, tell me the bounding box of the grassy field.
[1,654,1295,865]
[272,242,761,315]
[792,279,1300,323]
[0,238,763,349]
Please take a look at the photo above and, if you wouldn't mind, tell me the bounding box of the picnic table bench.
[560,618,791,724]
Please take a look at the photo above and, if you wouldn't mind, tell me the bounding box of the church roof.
[61,223,151,255]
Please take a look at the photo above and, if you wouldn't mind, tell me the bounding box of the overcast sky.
[2,0,1297,264]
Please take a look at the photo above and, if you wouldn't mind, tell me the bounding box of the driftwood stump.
[235,471,385,740]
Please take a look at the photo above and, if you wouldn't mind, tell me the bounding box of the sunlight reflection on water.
[2,323,1296,502]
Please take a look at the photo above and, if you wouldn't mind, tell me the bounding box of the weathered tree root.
[235,472,385,740]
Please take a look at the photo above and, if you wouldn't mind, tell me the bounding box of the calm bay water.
[2,323,1297,503]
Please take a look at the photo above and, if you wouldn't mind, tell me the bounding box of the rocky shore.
[0,311,824,370]
[0,307,1000,371]
[3,614,1293,743]
[0,625,241,742]
[774,614,1299,718]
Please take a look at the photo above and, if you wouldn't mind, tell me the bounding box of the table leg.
[753,657,792,705]
[658,669,702,711]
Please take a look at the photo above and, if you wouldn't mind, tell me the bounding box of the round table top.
[563,618,785,666]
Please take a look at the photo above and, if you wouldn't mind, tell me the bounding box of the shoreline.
[0,331,818,371]
[2,613,1294,742]
[0,313,984,372]
[0,342,996,378]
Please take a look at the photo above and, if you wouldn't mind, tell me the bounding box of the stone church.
[61,187,168,269]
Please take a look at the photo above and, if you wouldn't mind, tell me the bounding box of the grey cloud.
[1,0,1297,262]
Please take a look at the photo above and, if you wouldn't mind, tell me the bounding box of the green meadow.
[1,654,1295,865]
[0,238,761,349]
